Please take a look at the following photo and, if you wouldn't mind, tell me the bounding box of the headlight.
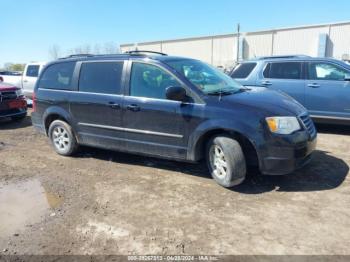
[16,89,23,97]
[266,116,301,135]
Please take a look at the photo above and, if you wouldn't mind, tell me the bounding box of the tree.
[73,46,83,55]
[82,44,91,54]
[2,63,25,72]
[11,64,25,72]
[103,42,119,54]
[49,45,61,60]
[61,42,120,57]
[4,63,13,70]
[94,44,101,55]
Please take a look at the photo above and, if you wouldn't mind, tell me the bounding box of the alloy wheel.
[209,145,228,178]
[52,126,70,151]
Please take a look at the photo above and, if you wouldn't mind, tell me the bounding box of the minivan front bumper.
[259,132,317,175]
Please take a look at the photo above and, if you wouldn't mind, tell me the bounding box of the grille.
[299,113,317,139]
[0,91,17,101]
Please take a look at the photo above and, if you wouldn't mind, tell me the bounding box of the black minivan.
[32,51,317,188]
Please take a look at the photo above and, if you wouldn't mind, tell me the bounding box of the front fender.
[187,118,261,161]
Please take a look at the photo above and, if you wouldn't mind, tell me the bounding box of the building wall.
[272,26,329,57]
[162,38,213,64]
[120,21,350,68]
[329,23,350,59]
[212,35,237,67]
[244,32,273,58]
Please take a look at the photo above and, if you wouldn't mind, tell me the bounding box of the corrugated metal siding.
[212,36,236,67]
[162,38,213,64]
[244,33,273,58]
[329,24,350,59]
[138,43,162,52]
[120,22,350,67]
[273,26,329,56]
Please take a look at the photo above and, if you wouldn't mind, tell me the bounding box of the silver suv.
[230,55,350,125]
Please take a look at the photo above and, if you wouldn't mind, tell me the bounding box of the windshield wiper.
[232,87,251,94]
[206,90,234,96]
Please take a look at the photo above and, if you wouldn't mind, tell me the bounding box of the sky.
[1,0,350,66]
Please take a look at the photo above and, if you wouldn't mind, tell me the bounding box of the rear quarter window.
[230,63,257,78]
[38,62,76,90]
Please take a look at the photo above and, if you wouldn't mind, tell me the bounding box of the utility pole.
[236,23,240,62]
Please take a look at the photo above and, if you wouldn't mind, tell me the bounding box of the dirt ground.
[0,110,349,256]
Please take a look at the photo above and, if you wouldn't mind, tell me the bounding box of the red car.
[0,83,27,121]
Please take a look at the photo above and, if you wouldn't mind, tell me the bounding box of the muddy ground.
[0,110,349,256]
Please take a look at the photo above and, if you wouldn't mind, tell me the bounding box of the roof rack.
[257,55,311,60]
[124,50,168,56]
[59,54,95,59]
[57,50,168,60]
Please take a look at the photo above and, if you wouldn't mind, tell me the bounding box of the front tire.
[48,120,78,156]
[206,135,246,188]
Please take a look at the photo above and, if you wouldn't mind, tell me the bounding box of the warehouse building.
[120,21,350,69]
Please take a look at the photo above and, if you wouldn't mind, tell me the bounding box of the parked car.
[230,55,350,125]
[0,82,27,121]
[31,52,317,188]
[0,62,46,98]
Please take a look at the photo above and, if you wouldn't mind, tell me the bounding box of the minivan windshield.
[165,59,243,95]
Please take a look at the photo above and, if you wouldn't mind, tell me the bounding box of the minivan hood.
[220,86,306,116]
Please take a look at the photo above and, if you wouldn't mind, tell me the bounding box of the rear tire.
[48,120,78,156]
[206,135,246,188]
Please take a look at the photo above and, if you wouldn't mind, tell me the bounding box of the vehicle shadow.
[0,115,32,130]
[315,123,350,135]
[233,150,348,194]
[76,148,348,193]
[76,146,211,179]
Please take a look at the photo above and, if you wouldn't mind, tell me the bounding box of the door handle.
[108,102,121,109]
[126,104,140,112]
[261,80,272,86]
[308,83,320,88]
[23,80,28,83]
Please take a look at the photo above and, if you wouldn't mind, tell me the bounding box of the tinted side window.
[308,62,350,81]
[230,63,256,78]
[39,62,75,90]
[26,65,40,77]
[79,62,124,94]
[130,63,181,99]
[264,62,302,80]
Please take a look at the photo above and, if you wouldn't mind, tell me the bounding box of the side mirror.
[165,86,187,102]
